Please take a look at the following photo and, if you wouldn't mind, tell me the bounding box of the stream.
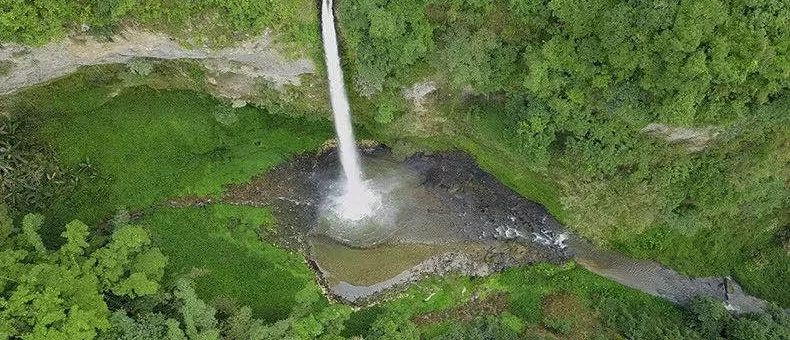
[222,145,768,313]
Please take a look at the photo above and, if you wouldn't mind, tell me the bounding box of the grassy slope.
[455,114,567,222]
[3,71,332,319]
[12,74,331,230]
[142,204,322,322]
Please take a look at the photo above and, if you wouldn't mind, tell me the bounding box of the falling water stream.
[320,0,379,221]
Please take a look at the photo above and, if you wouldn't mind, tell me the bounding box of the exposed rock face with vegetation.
[0,29,314,96]
[641,123,720,152]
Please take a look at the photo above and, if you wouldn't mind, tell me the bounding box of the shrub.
[687,297,729,338]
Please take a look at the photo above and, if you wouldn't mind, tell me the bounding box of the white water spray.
[321,0,379,221]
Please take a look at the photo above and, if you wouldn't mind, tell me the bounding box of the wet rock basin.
[225,145,570,301]
[223,145,768,312]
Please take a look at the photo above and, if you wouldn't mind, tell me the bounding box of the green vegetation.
[141,204,319,322]
[1,0,789,338]
[344,263,790,339]
[2,209,787,339]
[0,212,166,338]
[0,210,351,339]
[2,71,331,235]
[339,0,789,305]
[0,0,319,49]
[0,66,346,331]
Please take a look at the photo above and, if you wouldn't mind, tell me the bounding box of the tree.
[434,27,500,92]
[101,311,170,340]
[173,279,221,340]
[725,304,790,340]
[687,297,729,338]
[0,204,11,242]
[340,0,434,97]
[368,309,420,340]
[92,224,167,298]
[219,286,351,340]
[0,214,166,339]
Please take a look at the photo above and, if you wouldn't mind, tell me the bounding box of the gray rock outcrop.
[641,123,719,152]
[0,29,315,95]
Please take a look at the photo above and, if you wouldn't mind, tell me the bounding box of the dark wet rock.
[222,146,570,302]
[403,152,569,251]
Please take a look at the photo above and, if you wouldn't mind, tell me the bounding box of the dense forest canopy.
[338,0,789,304]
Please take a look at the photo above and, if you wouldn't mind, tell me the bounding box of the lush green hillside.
[2,210,787,338]
[338,0,789,305]
[141,204,320,322]
[1,68,331,235]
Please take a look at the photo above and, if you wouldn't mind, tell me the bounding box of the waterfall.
[321,0,378,221]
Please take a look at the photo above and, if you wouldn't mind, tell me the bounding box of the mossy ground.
[142,204,321,322]
[5,69,331,234]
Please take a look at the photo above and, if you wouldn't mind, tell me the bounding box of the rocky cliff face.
[0,29,315,96]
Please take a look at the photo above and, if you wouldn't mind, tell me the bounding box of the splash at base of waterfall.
[328,182,382,221]
[316,157,414,247]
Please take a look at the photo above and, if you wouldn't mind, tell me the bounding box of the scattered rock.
[641,123,719,152]
[396,80,450,137]
[412,293,509,325]
[403,80,436,113]
[231,99,247,108]
[167,196,215,208]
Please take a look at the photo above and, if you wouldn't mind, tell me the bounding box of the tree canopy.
[339,0,789,305]
[0,214,166,338]
[0,0,318,47]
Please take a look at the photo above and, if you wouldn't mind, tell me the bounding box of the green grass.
[497,263,683,321]
[19,82,331,230]
[142,204,321,322]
